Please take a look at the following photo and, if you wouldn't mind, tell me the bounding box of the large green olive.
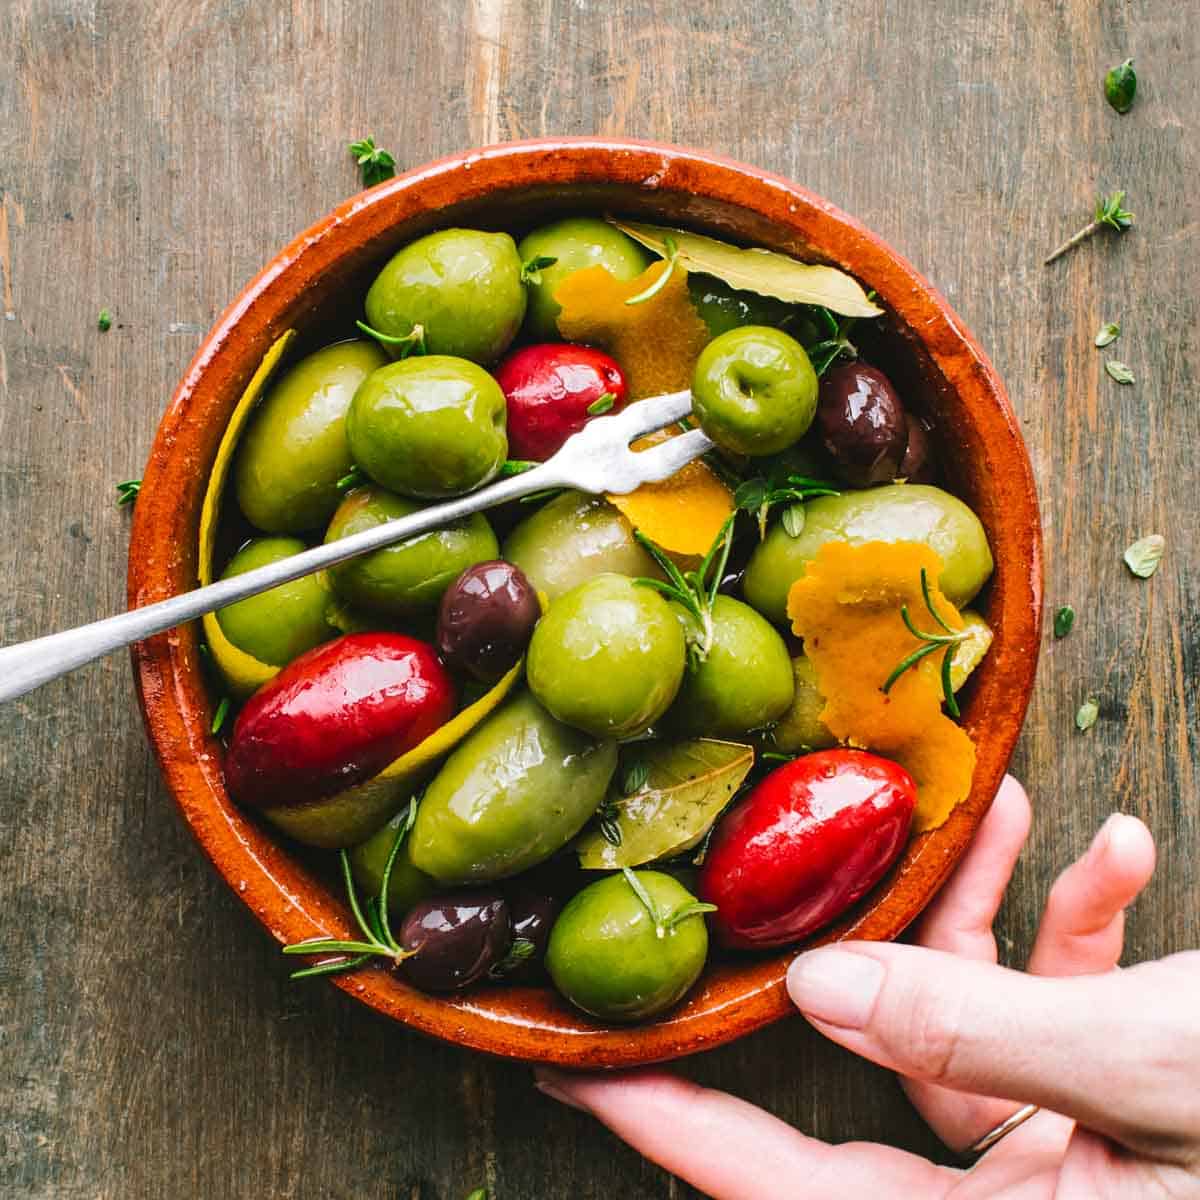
[325,485,499,615]
[215,537,334,666]
[743,484,994,624]
[501,490,665,601]
[665,595,794,737]
[692,326,818,456]
[234,340,387,533]
[347,356,508,498]
[364,229,526,364]
[409,691,617,884]
[517,217,651,341]
[527,574,686,739]
[545,870,709,1022]
[349,812,435,915]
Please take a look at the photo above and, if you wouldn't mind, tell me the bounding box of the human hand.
[535,777,1200,1198]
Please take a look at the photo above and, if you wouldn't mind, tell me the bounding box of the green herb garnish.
[1075,698,1099,732]
[465,1189,489,1200]
[1044,191,1134,265]
[488,937,536,979]
[1053,605,1076,638]
[335,466,365,494]
[283,800,419,979]
[1094,322,1120,348]
[98,308,112,332]
[210,696,231,735]
[115,479,142,507]
[1104,59,1137,114]
[624,236,679,306]
[1123,534,1164,578]
[622,760,651,794]
[498,459,539,477]
[596,798,623,846]
[356,320,426,357]
[348,136,396,188]
[1104,360,1135,384]
[620,868,716,939]
[586,391,617,416]
[520,254,557,285]
[805,300,875,376]
[881,568,971,717]
[733,473,839,540]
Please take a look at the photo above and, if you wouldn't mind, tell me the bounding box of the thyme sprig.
[733,474,840,540]
[805,304,860,376]
[881,568,970,718]
[634,513,737,665]
[621,868,717,940]
[283,799,419,980]
[1044,191,1134,265]
[348,136,396,188]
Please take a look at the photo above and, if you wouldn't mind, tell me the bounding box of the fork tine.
[610,427,716,492]
[610,390,695,441]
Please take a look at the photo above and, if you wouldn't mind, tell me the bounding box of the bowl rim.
[128,137,1043,1067]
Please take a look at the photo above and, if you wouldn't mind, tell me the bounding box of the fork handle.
[0,462,566,705]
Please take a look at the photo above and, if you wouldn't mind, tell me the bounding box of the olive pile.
[211,216,994,1024]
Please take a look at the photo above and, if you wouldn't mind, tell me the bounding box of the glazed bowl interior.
[129,139,1042,1067]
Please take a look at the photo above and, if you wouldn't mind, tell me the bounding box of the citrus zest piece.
[786,540,977,832]
[198,330,298,699]
[553,262,709,399]
[262,657,524,848]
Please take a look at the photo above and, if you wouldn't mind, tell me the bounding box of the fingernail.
[533,1069,589,1112]
[1094,812,1136,854]
[787,948,885,1028]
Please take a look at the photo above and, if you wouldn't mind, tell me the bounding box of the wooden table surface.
[1,2,1195,1197]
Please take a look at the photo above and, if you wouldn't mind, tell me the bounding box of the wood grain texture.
[0,1,1195,1197]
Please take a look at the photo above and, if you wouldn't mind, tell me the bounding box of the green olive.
[234,340,387,533]
[215,537,334,666]
[517,217,651,340]
[501,490,665,601]
[348,813,435,916]
[742,483,994,624]
[325,484,499,615]
[692,326,818,456]
[527,574,686,739]
[665,595,794,737]
[364,229,526,364]
[409,691,617,884]
[347,356,507,499]
[545,870,708,1022]
[687,273,809,340]
[767,654,837,753]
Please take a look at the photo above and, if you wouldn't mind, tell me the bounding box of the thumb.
[787,943,1200,1158]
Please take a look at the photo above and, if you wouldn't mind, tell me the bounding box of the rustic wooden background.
[1,2,1195,1197]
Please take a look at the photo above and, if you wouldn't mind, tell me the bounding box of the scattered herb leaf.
[1104,59,1137,114]
[1053,605,1076,638]
[115,479,142,507]
[624,236,679,306]
[97,308,112,332]
[488,937,536,979]
[356,319,426,357]
[1094,322,1120,348]
[1104,360,1135,384]
[1123,534,1165,578]
[781,503,806,538]
[210,696,231,735]
[586,391,617,416]
[520,254,557,285]
[1044,190,1134,265]
[348,136,396,188]
[335,466,365,493]
[734,473,839,540]
[1075,698,1099,732]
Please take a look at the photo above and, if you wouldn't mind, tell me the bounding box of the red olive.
[816,363,908,486]
[436,559,540,683]
[698,749,916,949]
[494,342,629,461]
[225,632,456,809]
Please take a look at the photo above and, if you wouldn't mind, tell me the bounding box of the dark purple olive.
[436,560,540,683]
[898,412,936,484]
[395,890,510,992]
[497,885,562,977]
[816,363,908,486]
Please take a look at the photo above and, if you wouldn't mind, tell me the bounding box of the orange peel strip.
[786,540,977,833]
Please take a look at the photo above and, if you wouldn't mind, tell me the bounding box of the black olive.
[898,412,936,484]
[816,363,908,486]
[494,884,561,978]
[395,890,510,992]
[436,560,540,683]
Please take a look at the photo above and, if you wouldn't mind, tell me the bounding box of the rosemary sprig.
[625,236,679,306]
[283,799,419,980]
[356,319,427,357]
[621,868,717,940]
[1044,191,1134,265]
[881,568,971,718]
[733,473,840,540]
[634,513,737,665]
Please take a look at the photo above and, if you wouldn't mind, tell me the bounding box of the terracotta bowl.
[128,138,1042,1067]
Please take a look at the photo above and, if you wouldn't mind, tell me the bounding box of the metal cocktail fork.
[0,390,713,704]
